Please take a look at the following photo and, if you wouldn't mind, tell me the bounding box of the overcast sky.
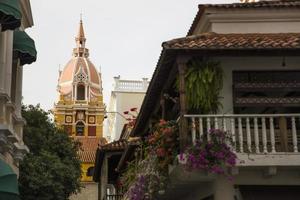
[24,0,237,111]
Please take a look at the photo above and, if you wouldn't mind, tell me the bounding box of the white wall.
[107,91,146,141]
[212,21,300,34]
[193,9,300,35]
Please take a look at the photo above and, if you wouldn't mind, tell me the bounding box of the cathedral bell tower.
[53,19,106,182]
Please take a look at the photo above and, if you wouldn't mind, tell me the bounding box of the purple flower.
[215,151,225,159]
[179,153,184,161]
[210,165,224,174]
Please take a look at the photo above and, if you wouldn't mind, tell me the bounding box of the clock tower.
[53,19,106,182]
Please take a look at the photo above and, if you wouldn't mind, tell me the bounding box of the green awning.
[13,30,37,65]
[0,0,22,31]
[0,159,20,200]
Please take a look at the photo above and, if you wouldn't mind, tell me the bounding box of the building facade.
[0,0,36,174]
[53,19,105,200]
[0,0,37,199]
[106,1,300,200]
[105,76,149,141]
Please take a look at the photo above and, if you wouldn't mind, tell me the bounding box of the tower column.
[74,84,77,101]
[85,85,88,100]
[0,31,7,93]
[5,31,13,97]
[15,61,23,118]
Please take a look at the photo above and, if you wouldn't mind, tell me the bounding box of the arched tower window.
[77,84,85,100]
[76,121,85,136]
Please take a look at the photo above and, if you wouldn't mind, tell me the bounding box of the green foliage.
[19,104,82,200]
[177,59,223,113]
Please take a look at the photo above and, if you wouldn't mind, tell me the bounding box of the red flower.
[148,136,156,144]
[130,107,137,112]
[156,148,165,157]
[163,127,172,135]
[159,119,167,126]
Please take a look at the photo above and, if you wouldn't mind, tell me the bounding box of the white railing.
[184,114,300,154]
[113,76,149,92]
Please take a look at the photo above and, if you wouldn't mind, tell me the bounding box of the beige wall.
[167,165,300,200]
[70,183,98,200]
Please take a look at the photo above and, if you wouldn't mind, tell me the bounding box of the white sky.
[24,0,237,111]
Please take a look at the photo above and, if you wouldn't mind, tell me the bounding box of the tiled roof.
[188,0,300,35]
[203,0,300,9]
[163,33,300,50]
[75,137,107,163]
[99,137,140,152]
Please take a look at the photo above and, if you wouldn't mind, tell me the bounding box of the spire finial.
[75,15,86,48]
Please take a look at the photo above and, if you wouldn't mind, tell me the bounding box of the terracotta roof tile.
[163,33,300,50]
[75,137,107,163]
[99,137,140,152]
[188,0,300,35]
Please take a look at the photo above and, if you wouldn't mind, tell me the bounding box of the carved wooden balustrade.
[184,114,300,154]
[104,194,123,200]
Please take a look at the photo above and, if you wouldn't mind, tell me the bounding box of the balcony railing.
[105,194,123,200]
[113,77,149,92]
[184,114,300,154]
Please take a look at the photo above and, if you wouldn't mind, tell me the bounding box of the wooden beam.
[162,63,178,92]
[160,95,166,120]
[177,56,190,151]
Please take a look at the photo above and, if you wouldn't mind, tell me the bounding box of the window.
[86,167,94,177]
[76,121,85,136]
[77,84,85,100]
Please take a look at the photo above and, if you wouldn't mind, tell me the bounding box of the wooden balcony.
[183,113,300,166]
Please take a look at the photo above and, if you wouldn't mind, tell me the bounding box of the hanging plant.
[176,59,223,114]
[179,129,237,180]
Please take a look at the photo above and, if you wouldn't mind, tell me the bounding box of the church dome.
[57,20,102,99]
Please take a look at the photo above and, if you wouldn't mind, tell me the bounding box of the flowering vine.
[121,120,178,200]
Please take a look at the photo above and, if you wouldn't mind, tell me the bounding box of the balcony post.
[279,117,288,152]
[177,56,190,150]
